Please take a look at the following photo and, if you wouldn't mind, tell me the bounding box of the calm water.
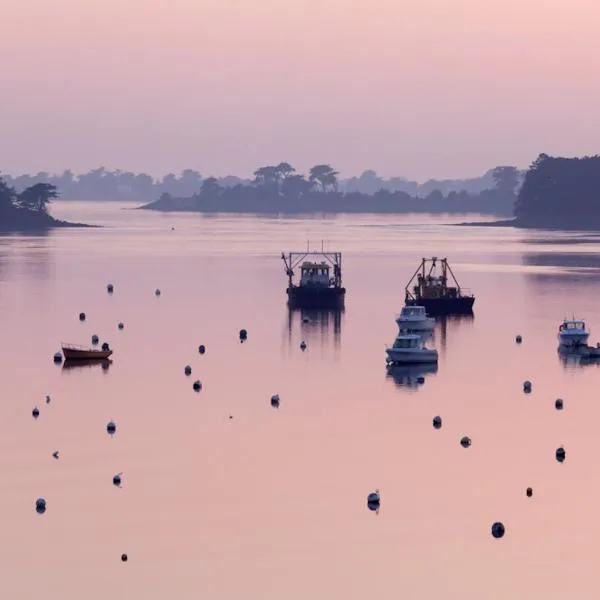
[3,202,600,599]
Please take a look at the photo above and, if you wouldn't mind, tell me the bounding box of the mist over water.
[2,202,600,599]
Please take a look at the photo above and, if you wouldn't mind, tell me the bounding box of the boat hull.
[386,348,438,365]
[287,286,345,310]
[62,348,113,360]
[558,333,589,348]
[405,296,474,316]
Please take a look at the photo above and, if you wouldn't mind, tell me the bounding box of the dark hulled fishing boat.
[282,248,345,310]
[404,257,475,316]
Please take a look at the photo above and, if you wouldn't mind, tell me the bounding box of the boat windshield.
[393,337,419,349]
[561,321,586,331]
[401,306,425,318]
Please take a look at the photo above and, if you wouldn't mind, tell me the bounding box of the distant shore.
[0,210,96,233]
[456,218,600,231]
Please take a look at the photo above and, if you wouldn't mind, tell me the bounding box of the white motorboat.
[558,319,590,348]
[395,305,435,332]
[386,334,438,365]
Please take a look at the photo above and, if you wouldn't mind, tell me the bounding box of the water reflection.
[558,349,600,370]
[284,308,343,352]
[0,230,53,281]
[522,252,600,285]
[436,314,474,353]
[61,358,113,372]
[386,363,439,390]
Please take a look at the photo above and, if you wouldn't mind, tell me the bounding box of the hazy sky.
[1,0,599,181]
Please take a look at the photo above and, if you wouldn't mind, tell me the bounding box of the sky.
[1,0,599,181]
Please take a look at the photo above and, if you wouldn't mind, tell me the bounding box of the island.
[460,154,600,230]
[137,163,518,216]
[0,177,92,232]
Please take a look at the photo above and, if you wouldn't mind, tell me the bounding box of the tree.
[309,164,339,192]
[491,166,520,195]
[253,166,280,189]
[0,175,17,211]
[281,174,313,199]
[18,182,58,212]
[200,177,221,199]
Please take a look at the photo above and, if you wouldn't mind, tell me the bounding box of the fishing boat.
[557,319,590,348]
[282,246,345,309]
[396,305,435,332]
[61,342,113,360]
[405,257,474,316]
[385,334,438,365]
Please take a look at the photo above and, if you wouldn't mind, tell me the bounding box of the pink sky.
[1,0,599,180]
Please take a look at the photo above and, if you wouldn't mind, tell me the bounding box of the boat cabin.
[392,335,422,349]
[400,306,427,319]
[414,273,460,299]
[559,320,587,332]
[299,261,331,287]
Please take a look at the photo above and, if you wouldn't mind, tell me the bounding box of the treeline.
[142,163,520,215]
[514,154,600,228]
[1,164,524,202]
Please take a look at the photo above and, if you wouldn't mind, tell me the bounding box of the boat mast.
[443,258,461,294]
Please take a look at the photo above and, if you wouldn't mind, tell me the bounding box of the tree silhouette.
[281,174,313,199]
[491,166,520,195]
[309,164,339,192]
[18,183,58,212]
[200,177,222,199]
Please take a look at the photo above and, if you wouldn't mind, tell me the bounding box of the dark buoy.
[193,380,202,392]
[432,415,442,429]
[523,380,532,393]
[46,395,51,404]
[184,365,192,376]
[53,352,63,364]
[460,436,471,448]
[300,341,307,351]
[101,342,110,352]
[367,490,381,511]
[491,521,505,539]
[271,394,280,408]
[32,406,40,419]
[198,345,206,354]
[52,451,59,459]
[91,334,99,345]
[239,329,247,342]
[113,473,122,487]
[556,446,566,463]
[106,420,116,436]
[107,284,114,293]
[516,334,522,343]
[118,322,124,330]
[555,398,564,410]
[121,553,128,562]
[79,312,86,322]
[155,288,161,296]
[35,498,47,515]
[526,487,533,497]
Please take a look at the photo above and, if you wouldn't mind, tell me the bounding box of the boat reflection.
[284,307,343,351]
[62,358,113,372]
[436,314,474,353]
[558,348,600,369]
[385,363,438,389]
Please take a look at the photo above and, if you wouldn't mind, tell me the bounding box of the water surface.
[2,202,600,599]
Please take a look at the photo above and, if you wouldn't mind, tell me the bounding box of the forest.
[513,154,600,228]
[140,163,520,215]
